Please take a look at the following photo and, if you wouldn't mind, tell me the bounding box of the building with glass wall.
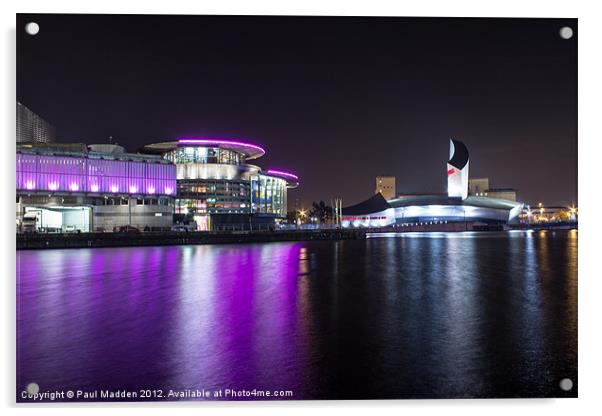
[142,138,299,231]
[17,102,56,144]
[16,143,176,232]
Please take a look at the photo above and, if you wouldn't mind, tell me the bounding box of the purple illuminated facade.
[16,153,175,196]
[16,144,177,233]
[16,138,298,233]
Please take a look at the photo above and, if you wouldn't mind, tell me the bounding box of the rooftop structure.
[17,102,56,144]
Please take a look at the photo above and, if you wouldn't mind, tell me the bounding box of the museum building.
[341,139,524,228]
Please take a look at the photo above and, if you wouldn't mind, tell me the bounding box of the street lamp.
[569,206,577,222]
[296,209,307,228]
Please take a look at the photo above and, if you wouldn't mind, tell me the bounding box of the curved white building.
[342,139,523,228]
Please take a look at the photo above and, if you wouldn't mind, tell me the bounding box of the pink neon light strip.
[177,138,265,154]
[266,169,299,181]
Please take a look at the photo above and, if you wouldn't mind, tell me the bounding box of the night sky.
[16,14,577,208]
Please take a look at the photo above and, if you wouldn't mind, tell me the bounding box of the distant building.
[486,188,517,202]
[468,178,490,196]
[16,102,56,143]
[375,176,396,200]
[469,178,516,201]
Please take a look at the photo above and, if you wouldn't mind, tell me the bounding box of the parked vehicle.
[171,221,197,232]
[117,225,140,233]
[21,212,38,233]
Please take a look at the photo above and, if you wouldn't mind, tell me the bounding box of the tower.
[447,139,469,200]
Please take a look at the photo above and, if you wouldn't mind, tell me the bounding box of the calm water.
[17,230,577,400]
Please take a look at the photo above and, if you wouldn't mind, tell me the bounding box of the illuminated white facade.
[340,208,396,228]
[341,139,524,228]
[447,139,470,200]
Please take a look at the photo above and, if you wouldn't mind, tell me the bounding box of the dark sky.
[17,14,577,208]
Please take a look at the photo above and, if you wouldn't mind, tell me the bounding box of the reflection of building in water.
[341,139,524,228]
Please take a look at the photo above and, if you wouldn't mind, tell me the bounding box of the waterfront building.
[16,143,176,232]
[341,139,523,228]
[17,102,56,144]
[375,176,396,200]
[142,138,299,231]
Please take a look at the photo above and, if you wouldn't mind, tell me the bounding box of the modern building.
[17,102,56,144]
[142,138,299,231]
[16,143,176,232]
[468,178,490,196]
[375,176,396,200]
[341,139,523,228]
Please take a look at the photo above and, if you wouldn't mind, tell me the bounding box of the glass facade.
[252,175,287,217]
[163,145,293,220]
[175,175,287,217]
[164,147,243,165]
[175,179,251,215]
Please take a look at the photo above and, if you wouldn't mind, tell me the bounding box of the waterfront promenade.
[16,229,367,250]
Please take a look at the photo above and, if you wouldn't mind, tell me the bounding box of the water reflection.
[17,231,577,400]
